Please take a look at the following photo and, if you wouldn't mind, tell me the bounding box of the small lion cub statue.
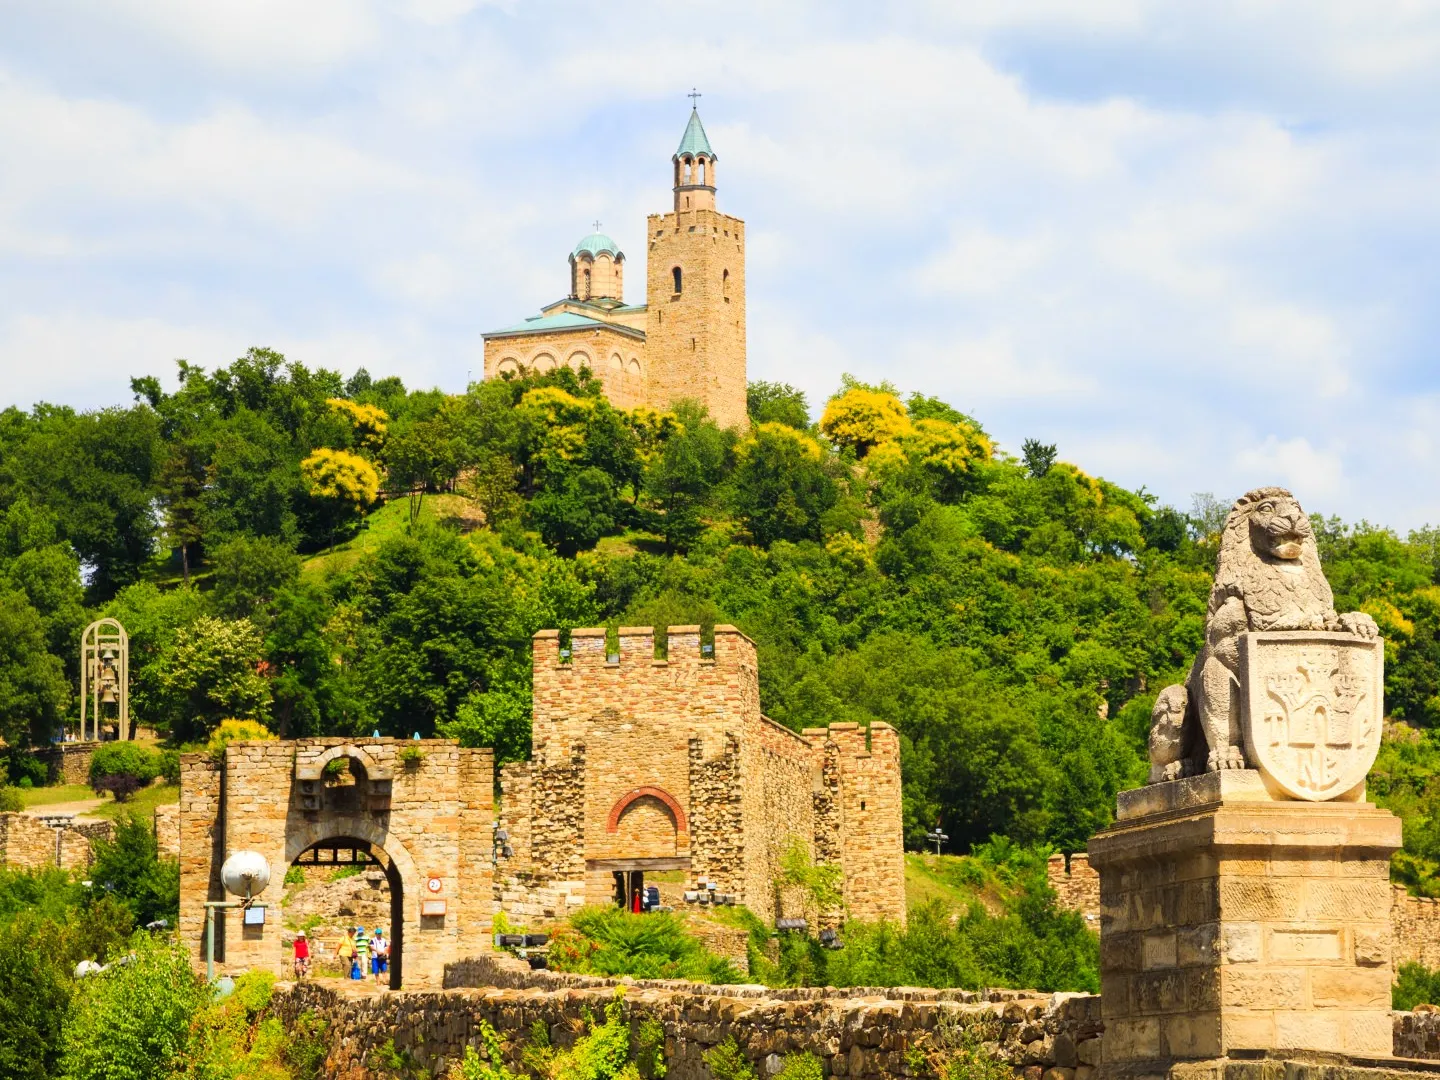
[1147,486,1378,781]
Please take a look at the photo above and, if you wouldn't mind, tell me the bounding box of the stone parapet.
[35,742,98,786]
[271,977,1098,1080]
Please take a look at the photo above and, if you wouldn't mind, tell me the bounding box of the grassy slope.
[16,781,179,820]
[904,852,1010,916]
[300,494,484,579]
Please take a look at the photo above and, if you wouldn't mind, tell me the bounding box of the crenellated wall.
[502,625,906,926]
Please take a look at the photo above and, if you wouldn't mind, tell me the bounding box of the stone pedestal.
[1089,770,1401,1077]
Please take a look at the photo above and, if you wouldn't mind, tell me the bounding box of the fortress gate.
[179,738,493,989]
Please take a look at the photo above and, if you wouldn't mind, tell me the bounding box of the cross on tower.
[592,220,602,232]
[688,88,702,107]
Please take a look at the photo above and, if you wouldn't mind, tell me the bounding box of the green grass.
[89,781,179,821]
[300,493,484,578]
[904,852,1009,915]
[17,784,96,807]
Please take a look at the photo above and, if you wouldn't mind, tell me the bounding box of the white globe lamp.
[220,851,271,900]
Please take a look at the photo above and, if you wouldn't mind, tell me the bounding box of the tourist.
[352,925,370,980]
[292,930,310,980]
[371,927,387,984]
[337,928,356,979]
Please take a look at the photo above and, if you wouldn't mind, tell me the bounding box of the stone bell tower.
[645,103,748,430]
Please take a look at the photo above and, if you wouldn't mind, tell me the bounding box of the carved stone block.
[1239,631,1384,801]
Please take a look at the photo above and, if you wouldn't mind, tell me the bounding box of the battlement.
[531,624,755,673]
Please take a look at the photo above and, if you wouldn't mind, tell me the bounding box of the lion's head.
[1229,486,1313,561]
[1213,485,1333,627]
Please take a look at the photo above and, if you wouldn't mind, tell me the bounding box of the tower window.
[583,268,591,299]
[698,158,706,185]
[723,269,730,301]
[672,266,682,294]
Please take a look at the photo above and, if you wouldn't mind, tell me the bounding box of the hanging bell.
[100,677,118,705]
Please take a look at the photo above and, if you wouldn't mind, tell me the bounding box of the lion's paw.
[1160,761,1185,782]
[1334,611,1380,640]
[1207,746,1247,771]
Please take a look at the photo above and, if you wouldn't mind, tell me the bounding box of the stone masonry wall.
[154,802,180,858]
[1046,854,1101,931]
[0,812,112,870]
[831,723,906,926]
[270,977,1099,1080]
[36,742,97,786]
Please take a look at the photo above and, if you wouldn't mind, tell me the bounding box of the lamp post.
[205,851,271,983]
[926,827,948,856]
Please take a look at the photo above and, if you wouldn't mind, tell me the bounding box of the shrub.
[284,865,306,886]
[399,745,426,768]
[552,907,743,983]
[89,813,179,926]
[4,748,48,788]
[448,1020,523,1080]
[58,934,206,1080]
[89,743,159,802]
[157,749,181,786]
[205,718,275,760]
[703,1037,757,1080]
[1396,961,1440,1010]
[0,786,22,812]
[774,1053,823,1080]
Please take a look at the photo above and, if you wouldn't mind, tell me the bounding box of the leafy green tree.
[528,465,620,556]
[88,814,180,926]
[641,407,728,553]
[88,744,161,803]
[730,424,838,547]
[209,534,300,622]
[746,381,810,429]
[0,912,78,1080]
[155,439,207,585]
[103,583,207,739]
[0,589,70,748]
[1021,439,1056,479]
[158,616,269,742]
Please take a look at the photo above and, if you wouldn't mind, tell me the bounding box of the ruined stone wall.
[36,742,97,786]
[0,812,112,870]
[154,802,180,858]
[179,754,224,967]
[1047,854,1101,930]
[686,733,743,898]
[1392,887,1440,971]
[270,979,1099,1080]
[740,712,823,925]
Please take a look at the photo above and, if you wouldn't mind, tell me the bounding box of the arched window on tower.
[583,268,591,299]
[722,269,730,302]
[671,266,682,295]
[698,158,706,185]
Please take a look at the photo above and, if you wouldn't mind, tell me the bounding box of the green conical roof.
[675,108,715,160]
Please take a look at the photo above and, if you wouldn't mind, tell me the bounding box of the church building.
[482,107,748,430]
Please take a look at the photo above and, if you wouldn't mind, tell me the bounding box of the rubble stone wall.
[154,803,180,858]
[0,812,112,870]
[36,742,98,786]
[270,978,1101,1080]
[1046,854,1101,930]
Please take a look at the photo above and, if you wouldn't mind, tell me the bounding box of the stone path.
[20,798,108,817]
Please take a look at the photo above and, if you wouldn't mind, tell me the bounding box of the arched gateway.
[178,738,493,988]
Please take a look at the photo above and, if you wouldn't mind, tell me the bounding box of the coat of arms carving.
[1239,630,1383,801]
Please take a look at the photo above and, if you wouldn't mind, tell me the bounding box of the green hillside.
[0,352,1438,882]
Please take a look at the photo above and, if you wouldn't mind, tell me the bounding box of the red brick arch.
[606,786,688,834]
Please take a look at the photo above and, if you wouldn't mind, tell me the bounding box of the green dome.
[572,232,622,259]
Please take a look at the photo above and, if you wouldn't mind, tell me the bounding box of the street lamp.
[925,827,949,856]
[205,851,271,983]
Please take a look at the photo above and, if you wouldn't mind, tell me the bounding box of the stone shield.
[1238,630,1384,801]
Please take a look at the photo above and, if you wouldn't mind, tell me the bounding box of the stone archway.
[288,832,408,990]
[178,737,494,988]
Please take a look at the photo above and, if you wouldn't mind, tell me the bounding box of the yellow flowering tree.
[301,448,380,550]
[819,387,911,456]
[326,397,389,453]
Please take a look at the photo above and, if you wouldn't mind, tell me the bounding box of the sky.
[1,1,1438,530]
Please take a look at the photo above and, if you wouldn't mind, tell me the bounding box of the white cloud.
[1234,436,1346,502]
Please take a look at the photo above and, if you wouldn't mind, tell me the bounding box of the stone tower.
[645,108,748,430]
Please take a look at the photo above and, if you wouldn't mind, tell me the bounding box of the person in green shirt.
[352,926,370,980]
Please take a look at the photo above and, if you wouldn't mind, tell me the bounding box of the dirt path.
[21,799,109,818]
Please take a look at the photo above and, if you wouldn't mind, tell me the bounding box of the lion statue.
[1148,486,1379,780]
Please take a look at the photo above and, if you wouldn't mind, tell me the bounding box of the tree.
[155,439,207,585]
[819,387,909,457]
[746,381,810,429]
[528,466,620,557]
[88,814,180,926]
[641,407,728,553]
[158,616,269,742]
[730,424,838,547]
[0,589,69,748]
[300,448,379,551]
[1021,439,1057,479]
[209,534,300,621]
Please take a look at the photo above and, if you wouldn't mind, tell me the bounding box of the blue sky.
[1,2,1438,529]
